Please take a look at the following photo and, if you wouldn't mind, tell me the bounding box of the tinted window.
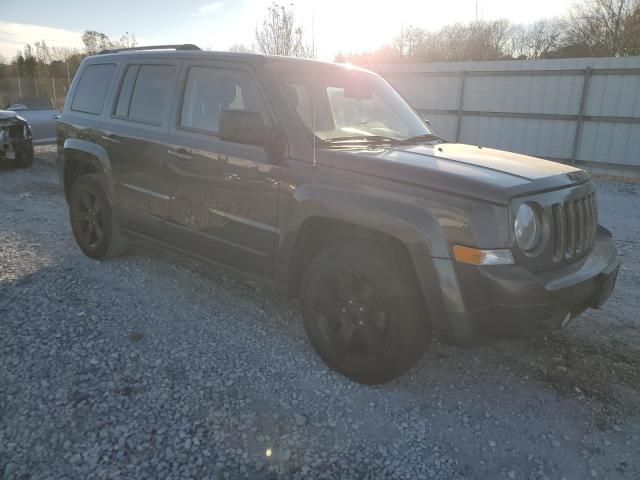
[71,64,116,115]
[128,65,175,124]
[114,65,139,117]
[180,67,268,133]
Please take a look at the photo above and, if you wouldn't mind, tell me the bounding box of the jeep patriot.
[56,45,620,384]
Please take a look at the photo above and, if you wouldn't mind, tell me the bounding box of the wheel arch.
[62,139,113,203]
[286,215,427,300]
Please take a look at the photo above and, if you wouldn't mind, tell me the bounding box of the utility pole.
[475,0,478,21]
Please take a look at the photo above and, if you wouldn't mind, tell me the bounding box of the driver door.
[163,61,281,278]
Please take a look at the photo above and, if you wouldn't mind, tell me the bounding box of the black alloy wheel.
[74,188,105,249]
[69,174,129,259]
[312,265,392,364]
[301,245,431,384]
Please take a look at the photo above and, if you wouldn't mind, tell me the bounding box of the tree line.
[0,31,137,106]
[0,31,137,82]
[337,0,640,63]
[2,0,640,95]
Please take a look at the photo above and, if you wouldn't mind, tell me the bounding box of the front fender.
[277,183,451,264]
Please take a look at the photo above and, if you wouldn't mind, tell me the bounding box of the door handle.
[167,149,193,160]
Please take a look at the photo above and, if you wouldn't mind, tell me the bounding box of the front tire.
[14,144,34,169]
[69,174,129,259]
[301,244,431,384]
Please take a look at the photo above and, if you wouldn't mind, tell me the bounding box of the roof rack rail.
[98,44,201,55]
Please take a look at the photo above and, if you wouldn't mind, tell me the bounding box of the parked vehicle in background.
[0,110,34,168]
[4,96,60,145]
[56,45,619,384]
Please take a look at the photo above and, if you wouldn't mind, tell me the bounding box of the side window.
[114,65,139,117]
[113,64,175,125]
[180,67,269,134]
[71,63,116,115]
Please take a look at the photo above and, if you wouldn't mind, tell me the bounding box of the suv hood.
[322,143,589,205]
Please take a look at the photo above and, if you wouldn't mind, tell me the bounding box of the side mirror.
[7,104,27,111]
[219,110,273,147]
[421,115,432,128]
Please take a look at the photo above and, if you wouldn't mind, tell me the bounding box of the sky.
[0,0,576,61]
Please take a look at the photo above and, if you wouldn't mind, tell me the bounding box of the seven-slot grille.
[550,193,598,263]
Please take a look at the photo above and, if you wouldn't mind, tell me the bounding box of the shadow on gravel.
[527,333,640,422]
[449,328,640,431]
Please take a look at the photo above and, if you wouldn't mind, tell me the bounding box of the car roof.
[87,49,374,74]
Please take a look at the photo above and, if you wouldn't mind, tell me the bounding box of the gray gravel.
[1,153,639,479]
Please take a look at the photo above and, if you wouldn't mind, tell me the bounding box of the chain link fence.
[1,75,71,110]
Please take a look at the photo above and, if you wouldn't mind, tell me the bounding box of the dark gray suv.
[56,45,619,384]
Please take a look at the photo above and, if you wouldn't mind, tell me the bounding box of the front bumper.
[1,119,33,166]
[413,226,620,345]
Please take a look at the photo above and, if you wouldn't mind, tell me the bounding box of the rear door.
[163,60,281,278]
[102,60,180,238]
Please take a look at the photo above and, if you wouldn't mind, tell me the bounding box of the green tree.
[81,30,112,55]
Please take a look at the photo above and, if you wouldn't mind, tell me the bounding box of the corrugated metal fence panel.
[425,113,458,140]
[463,74,584,115]
[580,123,640,166]
[388,74,461,111]
[462,117,577,159]
[587,74,640,117]
[369,57,640,173]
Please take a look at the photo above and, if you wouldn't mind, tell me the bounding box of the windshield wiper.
[396,133,444,144]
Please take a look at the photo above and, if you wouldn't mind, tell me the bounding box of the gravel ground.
[1,151,639,479]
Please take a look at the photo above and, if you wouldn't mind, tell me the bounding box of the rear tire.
[300,244,431,384]
[69,174,129,259]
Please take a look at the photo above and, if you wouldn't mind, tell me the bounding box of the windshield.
[267,62,433,144]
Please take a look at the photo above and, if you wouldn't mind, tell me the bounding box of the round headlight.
[514,203,540,252]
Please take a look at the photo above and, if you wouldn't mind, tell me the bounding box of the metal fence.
[368,56,640,177]
[0,76,70,110]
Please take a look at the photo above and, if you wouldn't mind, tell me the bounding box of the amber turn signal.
[452,245,514,265]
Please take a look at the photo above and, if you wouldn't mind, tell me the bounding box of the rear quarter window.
[71,63,117,115]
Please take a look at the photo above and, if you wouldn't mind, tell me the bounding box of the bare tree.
[117,32,137,49]
[622,0,640,53]
[384,20,512,63]
[434,19,511,61]
[565,0,634,55]
[527,18,565,58]
[229,43,255,53]
[255,3,314,58]
[507,18,565,59]
[392,25,427,58]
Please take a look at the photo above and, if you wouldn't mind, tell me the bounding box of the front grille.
[550,193,597,263]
